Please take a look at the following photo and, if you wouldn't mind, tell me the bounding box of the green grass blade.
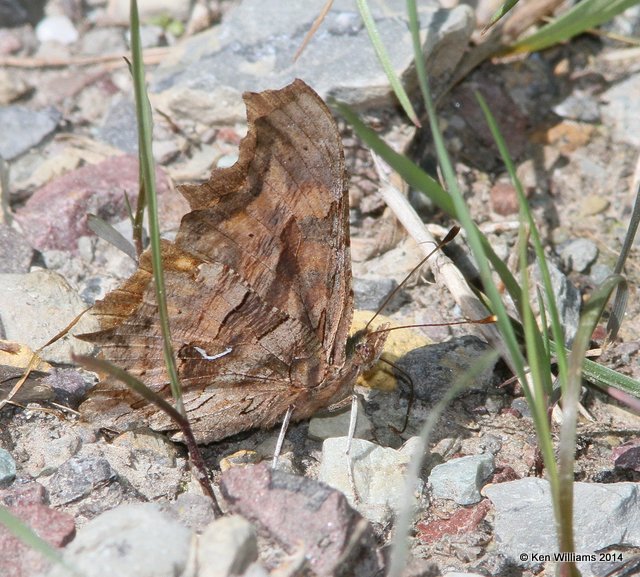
[387,350,500,577]
[75,355,186,426]
[556,274,624,571]
[483,0,522,31]
[508,0,640,54]
[475,92,568,388]
[87,214,138,262]
[335,101,523,307]
[130,0,184,416]
[356,0,420,125]
[0,506,82,576]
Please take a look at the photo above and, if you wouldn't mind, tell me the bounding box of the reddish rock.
[490,465,520,484]
[0,502,75,577]
[0,482,47,507]
[613,439,640,472]
[490,181,519,216]
[15,155,187,252]
[220,462,381,577]
[416,499,491,544]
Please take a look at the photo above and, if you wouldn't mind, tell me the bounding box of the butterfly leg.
[272,405,294,469]
[346,394,360,502]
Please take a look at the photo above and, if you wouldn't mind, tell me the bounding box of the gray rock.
[169,492,218,533]
[11,420,83,478]
[485,478,640,576]
[590,263,613,286]
[0,269,98,363]
[602,73,640,146]
[151,0,474,126]
[97,96,138,153]
[48,456,117,506]
[0,105,60,160]
[0,224,34,273]
[319,436,424,524]
[532,261,581,346]
[44,503,193,577]
[396,335,496,402]
[428,454,494,505]
[308,398,373,441]
[553,90,600,123]
[197,515,259,577]
[107,0,192,23]
[511,397,532,418]
[560,238,599,273]
[0,448,16,487]
[79,27,127,56]
[353,277,401,312]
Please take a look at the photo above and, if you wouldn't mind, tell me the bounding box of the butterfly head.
[347,324,389,371]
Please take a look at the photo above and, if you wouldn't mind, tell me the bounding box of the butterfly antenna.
[364,225,460,332]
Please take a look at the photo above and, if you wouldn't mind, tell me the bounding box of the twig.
[0,46,171,69]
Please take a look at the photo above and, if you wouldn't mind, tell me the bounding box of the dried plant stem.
[372,152,509,360]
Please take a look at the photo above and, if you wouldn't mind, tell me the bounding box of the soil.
[2,3,640,577]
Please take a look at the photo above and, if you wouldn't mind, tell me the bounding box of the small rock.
[0,502,75,577]
[0,269,98,364]
[579,194,610,217]
[219,450,261,472]
[308,398,373,441]
[417,499,491,544]
[397,335,495,402]
[48,456,117,506]
[220,462,381,577]
[485,478,640,573]
[84,432,184,502]
[0,105,60,160]
[553,90,600,123]
[78,26,127,56]
[590,263,613,285]
[560,238,599,273]
[0,224,34,274]
[0,482,47,507]
[0,448,16,487]
[44,503,193,577]
[130,24,167,49]
[532,260,581,346]
[98,97,139,153]
[107,0,192,23]
[35,15,79,45]
[0,69,31,105]
[510,397,531,417]
[44,368,92,407]
[613,439,640,472]
[319,436,424,524]
[490,181,519,216]
[14,155,183,253]
[197,515,259,577]
[602,74,640,146]
[169,492,217,533]
[353,277,401,311]
[429,454,495,505]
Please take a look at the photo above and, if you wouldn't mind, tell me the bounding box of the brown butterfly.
[78,79,388,443]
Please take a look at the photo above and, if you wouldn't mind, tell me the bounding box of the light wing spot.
[193,346,233,361]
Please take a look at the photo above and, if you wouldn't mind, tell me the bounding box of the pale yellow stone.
[351,310,431,392]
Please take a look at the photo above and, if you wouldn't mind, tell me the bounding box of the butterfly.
[78,79,388,444]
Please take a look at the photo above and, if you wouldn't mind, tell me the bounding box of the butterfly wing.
[177,79,354,367]
[79,80,357,442]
